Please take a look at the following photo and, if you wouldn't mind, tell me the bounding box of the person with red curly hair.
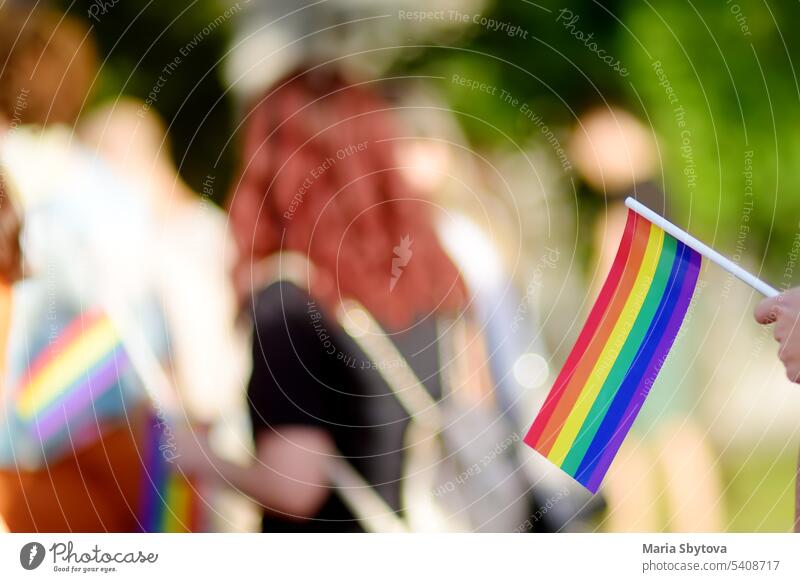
[175,66,482,532]
[227,68,467,327]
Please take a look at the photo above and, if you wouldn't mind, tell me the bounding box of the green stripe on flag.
[561,235,678,475]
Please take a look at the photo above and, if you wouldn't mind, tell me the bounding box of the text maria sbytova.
[643,543,727,556]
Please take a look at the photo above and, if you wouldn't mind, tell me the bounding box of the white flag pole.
[624,197,779,298]
[102,298,176,411]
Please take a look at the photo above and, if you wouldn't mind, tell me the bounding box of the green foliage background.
[57,0,237,203]
[624,1,800,277]
[400,0,800,280]
[57,0,800,276]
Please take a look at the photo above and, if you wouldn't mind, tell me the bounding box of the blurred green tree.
[401,0,800,280]
[56,0,237,204]
[623,1,800,281]
[396,0,627,147]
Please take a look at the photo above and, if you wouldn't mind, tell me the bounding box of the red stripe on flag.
[534,215,651,455]
[524,210,644,452]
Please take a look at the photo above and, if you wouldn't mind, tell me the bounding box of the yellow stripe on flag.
[17,318,119,419]
[163,477,191,533]
[548,226,665,465]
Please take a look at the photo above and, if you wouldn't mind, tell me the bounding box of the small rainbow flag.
[525,208,702,493]
[138,414,203,532]
[15,309,132,444]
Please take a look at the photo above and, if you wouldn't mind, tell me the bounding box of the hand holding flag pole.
[525,198,778,493]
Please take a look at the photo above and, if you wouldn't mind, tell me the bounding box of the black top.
[247,281,442,532]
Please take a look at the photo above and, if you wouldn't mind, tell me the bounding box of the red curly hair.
[228,67,467,328]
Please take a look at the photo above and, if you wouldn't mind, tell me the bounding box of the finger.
[787,311,800,333]
[755,295,781,324]
[778,342,790,363]
[774,320,787,343]
[787,365,800,384]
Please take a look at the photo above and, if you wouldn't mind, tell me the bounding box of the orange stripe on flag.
[534,216,651,455]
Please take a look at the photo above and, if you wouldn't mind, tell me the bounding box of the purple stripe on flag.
[139,414,169,532]
[585,250,701,492]
[31,347,130,441]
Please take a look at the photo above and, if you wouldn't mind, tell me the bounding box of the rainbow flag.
[15,310,132,445]
[138,414,203,532]
[525,208,702,493]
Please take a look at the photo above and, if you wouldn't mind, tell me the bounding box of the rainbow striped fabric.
[138,414,203,532]
[525,209,702,493]
[15,310,132,446]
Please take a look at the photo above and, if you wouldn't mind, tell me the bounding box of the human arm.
[754,288,800,382]
[174,423,335,520]
[173,282,349,520]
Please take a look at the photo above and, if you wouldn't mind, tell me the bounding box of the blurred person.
[391,85,537,417]
[0,175,21,396]
[225,0,488,104]
[0,179,22,288]
[0,6,157,321]
[754,288,800,531]
[80,100,255,531]
[0,4,97,129]
[0,6,180,532]
[0,175,21,534]
[390,88,597,529]
[569,107,724,532]
[80,100,248,427]
[175,66,530,532]
[0,176,19,534]
[0,6,143,531]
